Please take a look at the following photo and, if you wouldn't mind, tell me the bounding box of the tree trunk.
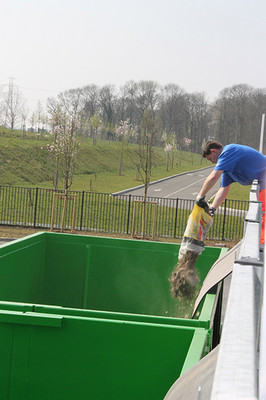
[142,187,148,239]
[61,189,68,232]
[54,156,60,191]
[119,156,123,176]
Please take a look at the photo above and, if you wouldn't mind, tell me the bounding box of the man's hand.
[196,195,208,209]
[209,207,216,217]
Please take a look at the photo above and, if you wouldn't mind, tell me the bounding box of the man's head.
[202,140,223,164]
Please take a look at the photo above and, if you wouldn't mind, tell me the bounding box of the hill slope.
[0,130,207,190]
[0,129,250,199]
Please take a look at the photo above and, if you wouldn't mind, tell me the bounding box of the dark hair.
[202,140,223,157]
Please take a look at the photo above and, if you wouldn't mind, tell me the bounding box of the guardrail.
[210,181,264,399]
[0,185,249,241]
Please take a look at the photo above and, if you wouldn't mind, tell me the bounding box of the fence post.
[33,187,39,228]
[126,194,132,235]
[174,198,179,238]
[222,199,227,241]
[80,191,85,231]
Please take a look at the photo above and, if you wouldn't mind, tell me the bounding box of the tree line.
[1,80,265,153]
[2,80,264,237]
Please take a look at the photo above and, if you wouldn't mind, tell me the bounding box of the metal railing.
[210,181,264,399]
[0,185,249,241]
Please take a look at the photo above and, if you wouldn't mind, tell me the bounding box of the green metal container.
[0,232,225,399]
[0,232,225,320]
[0,305,209,400]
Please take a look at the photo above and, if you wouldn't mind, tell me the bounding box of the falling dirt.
[169,250,200,299]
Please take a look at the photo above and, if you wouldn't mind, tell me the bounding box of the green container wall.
[0,232,224,319]
[0,309,208,400]
[0,232,225,399]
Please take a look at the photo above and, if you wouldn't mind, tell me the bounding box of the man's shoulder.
[215,144,240,171]
[222,143,261,156]
[223,143,240,151]
[220,144,238,156]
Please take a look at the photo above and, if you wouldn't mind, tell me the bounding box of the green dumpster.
[0,232,225,320]
[0,305,209,400]
[0,232,226,399]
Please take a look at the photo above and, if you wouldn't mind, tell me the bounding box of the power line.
[19,86,60,93]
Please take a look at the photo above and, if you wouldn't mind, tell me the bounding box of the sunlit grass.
[0,127,252,201]
[226,182,250,201]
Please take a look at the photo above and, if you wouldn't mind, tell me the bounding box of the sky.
[1,0,266,118]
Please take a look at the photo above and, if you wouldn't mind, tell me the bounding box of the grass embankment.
[0,128,250,200]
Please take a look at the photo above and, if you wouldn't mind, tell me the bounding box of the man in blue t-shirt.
[196,141,266,244]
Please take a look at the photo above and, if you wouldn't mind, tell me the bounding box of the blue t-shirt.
[214,144,266,190]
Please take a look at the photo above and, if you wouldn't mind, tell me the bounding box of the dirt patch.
[0,225,240,249]
[169,250,200,299]
[0,226,133,240]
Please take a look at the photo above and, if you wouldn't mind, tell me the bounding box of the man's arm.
[211,185,230,209]
[198,170,223,198]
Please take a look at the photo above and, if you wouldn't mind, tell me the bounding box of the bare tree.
[80,84,100,136]
[136,81,160,122]
[213,84,255,146]
[29,112,36,132]
[115,118,135,175]
[58,88,83,120]
[47,88,83,138]
[99,85,117,130]
[20,102,29,139]
[61,119,80,192]
[45,80,266,157]
[0,85,4,126]
[90,112,101,145]
[251,89,266,151]
[81,84,99,116]
[130,110,160,238]
[47,98,63,126]
[47,102,67,190]
[185,92,210,153]
[3,78,24,130]
[47,115,80,191]
[35,100,44,133]
[162,131,176,171]
[41,114,49,131]
[160,84,185,128]
[118,81,139,125]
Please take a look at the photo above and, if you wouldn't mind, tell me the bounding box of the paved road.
[113,166,221,201]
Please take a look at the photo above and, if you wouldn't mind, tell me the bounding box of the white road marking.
[164,177,206,198]
[154,188,162,191]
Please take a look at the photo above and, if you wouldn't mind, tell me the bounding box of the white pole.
[259,113,265,153]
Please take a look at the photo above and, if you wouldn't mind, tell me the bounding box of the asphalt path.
[113,166,221,201]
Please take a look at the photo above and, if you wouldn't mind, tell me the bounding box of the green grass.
[225,182,251,201]
[0,127,250,201]
[0,185,246,240]
[0,128,207,187]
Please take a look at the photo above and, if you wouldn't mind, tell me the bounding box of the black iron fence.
[0,185,249,240]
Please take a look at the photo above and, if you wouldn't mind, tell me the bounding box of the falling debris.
[169,250,200,298]
[169,204,213,300]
